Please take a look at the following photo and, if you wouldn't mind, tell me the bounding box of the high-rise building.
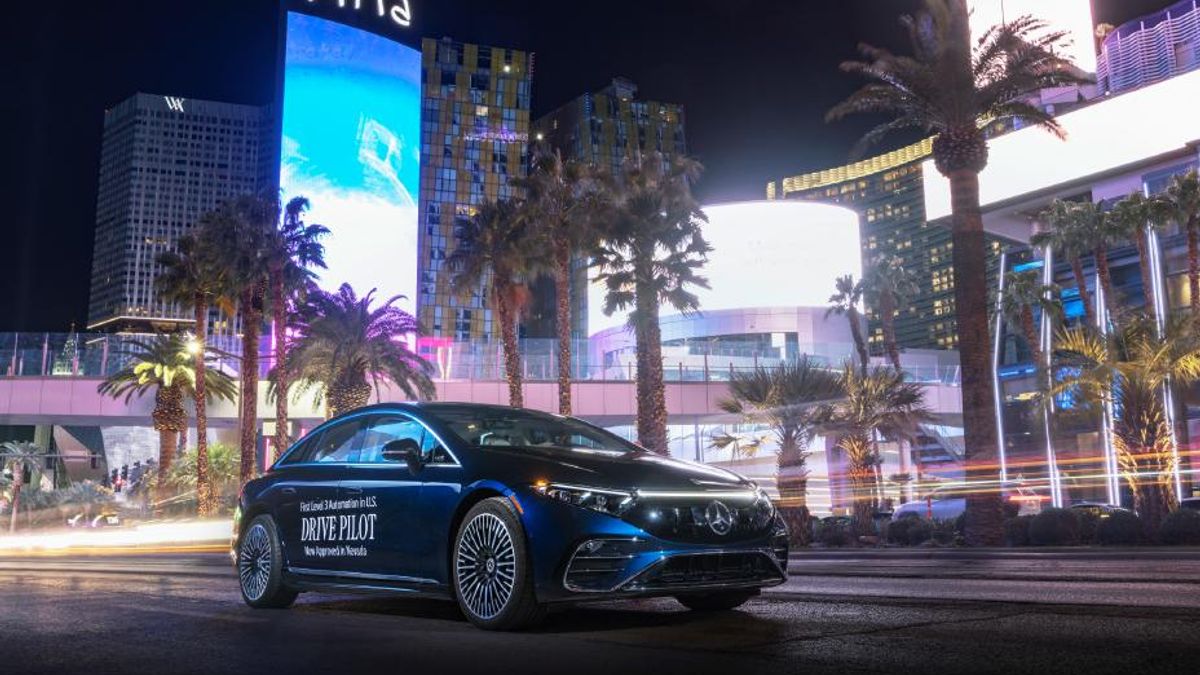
[87,93,271,334]
[531,78,688,340]
[1097,0,1200,94]
[417,38,534,340]
[768,141,1008,352]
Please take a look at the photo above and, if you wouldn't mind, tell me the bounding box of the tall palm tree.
[1109,192,1167,323]
[1052,314,1200,536]
[827,275,870,375]
[284,284,435,418]
[1160,171,1200,323]
[265,196,329,459]
[1001,270,1062,367]
[512,146,603,416]
[1075,201,1122,321]
[157,213,236,516]
[593,153,711,454]
[1,441,42,533]
[823,365,933,536]
[863,256,920,371]
[719,358,844,541]
[98,336,237,500]
[448,199,542,408]
[829,1,1089,545]
[1033,200,1096,327]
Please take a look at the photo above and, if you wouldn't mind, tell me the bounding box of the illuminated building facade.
[1098,0,1200,94]
[767,142,1008,352]
[87,93,272,334]
[417,38,534,340]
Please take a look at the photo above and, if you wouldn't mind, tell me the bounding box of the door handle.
[344,487,364,496]
[281,487,297,496]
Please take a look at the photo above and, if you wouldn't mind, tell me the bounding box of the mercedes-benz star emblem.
[705,500,733,536]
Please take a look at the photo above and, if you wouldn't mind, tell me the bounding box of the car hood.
[475,446,755,493]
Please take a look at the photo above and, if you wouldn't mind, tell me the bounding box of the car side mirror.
[382,440,424,474]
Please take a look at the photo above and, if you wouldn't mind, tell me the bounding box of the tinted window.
[359,416,425,464]
[432,408,636,456]
[305,420,366,464]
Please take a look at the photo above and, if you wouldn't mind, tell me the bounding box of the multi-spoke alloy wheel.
[237,515,298,609]
[239,522,272,602]
[452,498,544,630]
[456,513,517,620]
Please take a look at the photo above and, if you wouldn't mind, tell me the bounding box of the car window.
[433,408,636,455]
[308,419,366,464]
[359,416,425,464]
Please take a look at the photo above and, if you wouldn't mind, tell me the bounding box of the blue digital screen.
[281,12,421,312]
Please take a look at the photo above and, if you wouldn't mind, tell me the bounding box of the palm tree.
[1,441,42,533]
[824,365,933,536]
[265,196,329,459]
[1033,200,1096,327]
[97,335,237,500]
[863,256,919,371]
[512,146,602,416]
[593,153,712,454]
[1052,314,1200,536]
[157,213,235,516]
[448,199,542,408]
[719,358,844,540]
[284,284,435,418]
[1075,201,1122,321]
[1160,171,1200,323]
[829,1,1089,545]
[1109,192,1167,323]
[827,275,870,375]
[1001,270,1062,367]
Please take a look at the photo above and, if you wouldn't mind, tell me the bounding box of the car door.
[337,414,427,581]
[275,418,366,574]
[411,426,464,583]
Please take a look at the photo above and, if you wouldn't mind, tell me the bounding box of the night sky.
[0,0,1172,331]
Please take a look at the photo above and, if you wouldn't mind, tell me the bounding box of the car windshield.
[431,408,639,456]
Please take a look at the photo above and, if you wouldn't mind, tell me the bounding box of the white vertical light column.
[992,251,1010,484]
[1144,193,1186,501]
[1094,275,1122,506]
[1041,249,1063,507]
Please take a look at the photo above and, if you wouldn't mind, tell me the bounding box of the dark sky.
[0,0,1172,331]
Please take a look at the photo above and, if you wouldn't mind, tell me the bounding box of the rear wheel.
[675,590,758,612]
[452,498,544,631]
[238,515,298,609]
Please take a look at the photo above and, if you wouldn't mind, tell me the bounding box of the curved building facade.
[1098,0,1200,94]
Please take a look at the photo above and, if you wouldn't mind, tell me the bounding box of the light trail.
[0,520,232,557]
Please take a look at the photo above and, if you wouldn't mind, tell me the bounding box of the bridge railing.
[0,333,961,386]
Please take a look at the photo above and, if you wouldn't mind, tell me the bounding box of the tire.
[675,590,758,612]
[452,497,545,630]
[237,514,298,609]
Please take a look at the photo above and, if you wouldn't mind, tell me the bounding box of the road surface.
[2,551,1198,675]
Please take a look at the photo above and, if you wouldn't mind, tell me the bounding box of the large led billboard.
[280,12,421,312]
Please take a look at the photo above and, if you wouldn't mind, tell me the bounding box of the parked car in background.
[892,483,1046,521]
[1069,502,1134,518]
[1180,497,1200,511]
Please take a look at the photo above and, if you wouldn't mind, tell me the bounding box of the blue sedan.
[233,403,789,630]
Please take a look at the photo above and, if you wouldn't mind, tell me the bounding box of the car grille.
[623,501,772,544]
[626,552,784,591]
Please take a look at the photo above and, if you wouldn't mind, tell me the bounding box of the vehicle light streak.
[0,520,232,557]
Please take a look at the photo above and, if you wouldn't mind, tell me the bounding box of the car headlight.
[532,482,635,517]
[751,489,776,529]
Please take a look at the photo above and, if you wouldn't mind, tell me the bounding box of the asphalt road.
[2,553,1199,675]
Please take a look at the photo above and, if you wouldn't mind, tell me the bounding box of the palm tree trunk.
[948,169,1004,547]
[8,480,21,533]
[1069,257,1094,327]
[849,308,869,375]
[554,242,573,416]
[239,287,263,485]
[271,271,290,461]
[636,278,669,454]
[496,286,524,408]
[881,292,901,371]
[1188,223,1200,323]
[1135,230,1158,323]
[1020,307,1041,368]
[844,437,875,537]
[193,294,214,517]
[1094,243,1117,321]
[776,434,811,546]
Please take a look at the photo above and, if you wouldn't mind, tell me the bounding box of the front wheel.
[675,590,758,612]
[452,498,544,631]
[238,515,298,609]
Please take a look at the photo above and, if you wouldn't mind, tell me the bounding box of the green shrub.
[886,514,921,545]
[816,518,855,547]
[930,518,961,546]
[905,519,933,545]
[1159,509,1200,546]
[1028,507,1081,546]
[1075,510,1101,545]
[1003,516,1034,547]
[1096,510,1143,546]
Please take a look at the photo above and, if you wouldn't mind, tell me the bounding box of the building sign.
[304,0,413,28]
[164,96,186,113]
